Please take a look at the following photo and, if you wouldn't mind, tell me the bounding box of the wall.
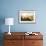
[0,0,46,46]
[0,0,46,32]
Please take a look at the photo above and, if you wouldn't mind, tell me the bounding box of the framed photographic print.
[19,10,36,23]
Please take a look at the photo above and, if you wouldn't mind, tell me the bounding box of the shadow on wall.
[0,15,5,32]
[0,16,5,46]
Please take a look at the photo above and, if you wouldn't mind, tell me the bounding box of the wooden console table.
[4,32,43,46]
